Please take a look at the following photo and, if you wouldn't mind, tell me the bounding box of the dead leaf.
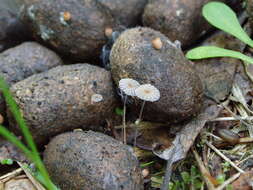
[193,29,245,101]
[234,64,253,98]
[153,99,222,162]
[230,84,253,115]
[115,122,174,150]
[232,169,253,190]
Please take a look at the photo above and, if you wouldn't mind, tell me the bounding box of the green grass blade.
[0,76,57,190]
[33,159,59,190]
[0,76,38,154]
[186,46,253,65]
[202,2,253,48]
[34,170,59,190]
[0,125,32,158]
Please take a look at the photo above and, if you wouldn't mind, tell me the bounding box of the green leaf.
[186,46,253,64]
[181,172,190,183]
[193,180,203,189]
[202,2,253,48]
[140,160,155,168]
[216,174,226,184]
[115,107,124,116]
[5,159,13,165]
[226,184,233,190]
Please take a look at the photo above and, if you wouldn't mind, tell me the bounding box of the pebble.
[44,131,143,190]
[8,64,117,145]
[0,42,63,115]
[110,27,203,123]
[20,0,118,62]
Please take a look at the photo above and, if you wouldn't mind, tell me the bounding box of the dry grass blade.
[0,168,23,183]
[0,182,3,190]
[218,100,253,138]
[215,172,241,190]
[243,62,253,83]
[205,142,245,173]
[192,148,216,190]
[18,162,46,190]
[211,116,253,121]
[236,155,253,166]
[230,84,253,137]
[231,84,253,115]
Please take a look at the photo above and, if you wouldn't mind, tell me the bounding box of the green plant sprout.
[151,165,203,190]
[0,158,13,165]
[0,76,58,190]
[186,2,253,64]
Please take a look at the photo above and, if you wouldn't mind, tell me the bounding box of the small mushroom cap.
[119,78,140,96]
[135,84,160,102]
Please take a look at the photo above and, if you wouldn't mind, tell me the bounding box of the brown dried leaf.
[115,122,173,150]
[192,26,248,101]
[232,169,253,190]
[153,100,222,162]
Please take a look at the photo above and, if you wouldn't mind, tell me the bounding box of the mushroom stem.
[138,100,146,121]
[123,96,127,144]
[134,101,146,147]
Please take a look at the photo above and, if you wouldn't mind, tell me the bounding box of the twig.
[192,148,216,190]
[215,172,241,190]
[205,142,245,173]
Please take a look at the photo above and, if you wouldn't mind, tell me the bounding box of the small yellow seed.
[105,27,113,38]
[63,11,71,21]
[141,169,149,178]
[152,37,163,50]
